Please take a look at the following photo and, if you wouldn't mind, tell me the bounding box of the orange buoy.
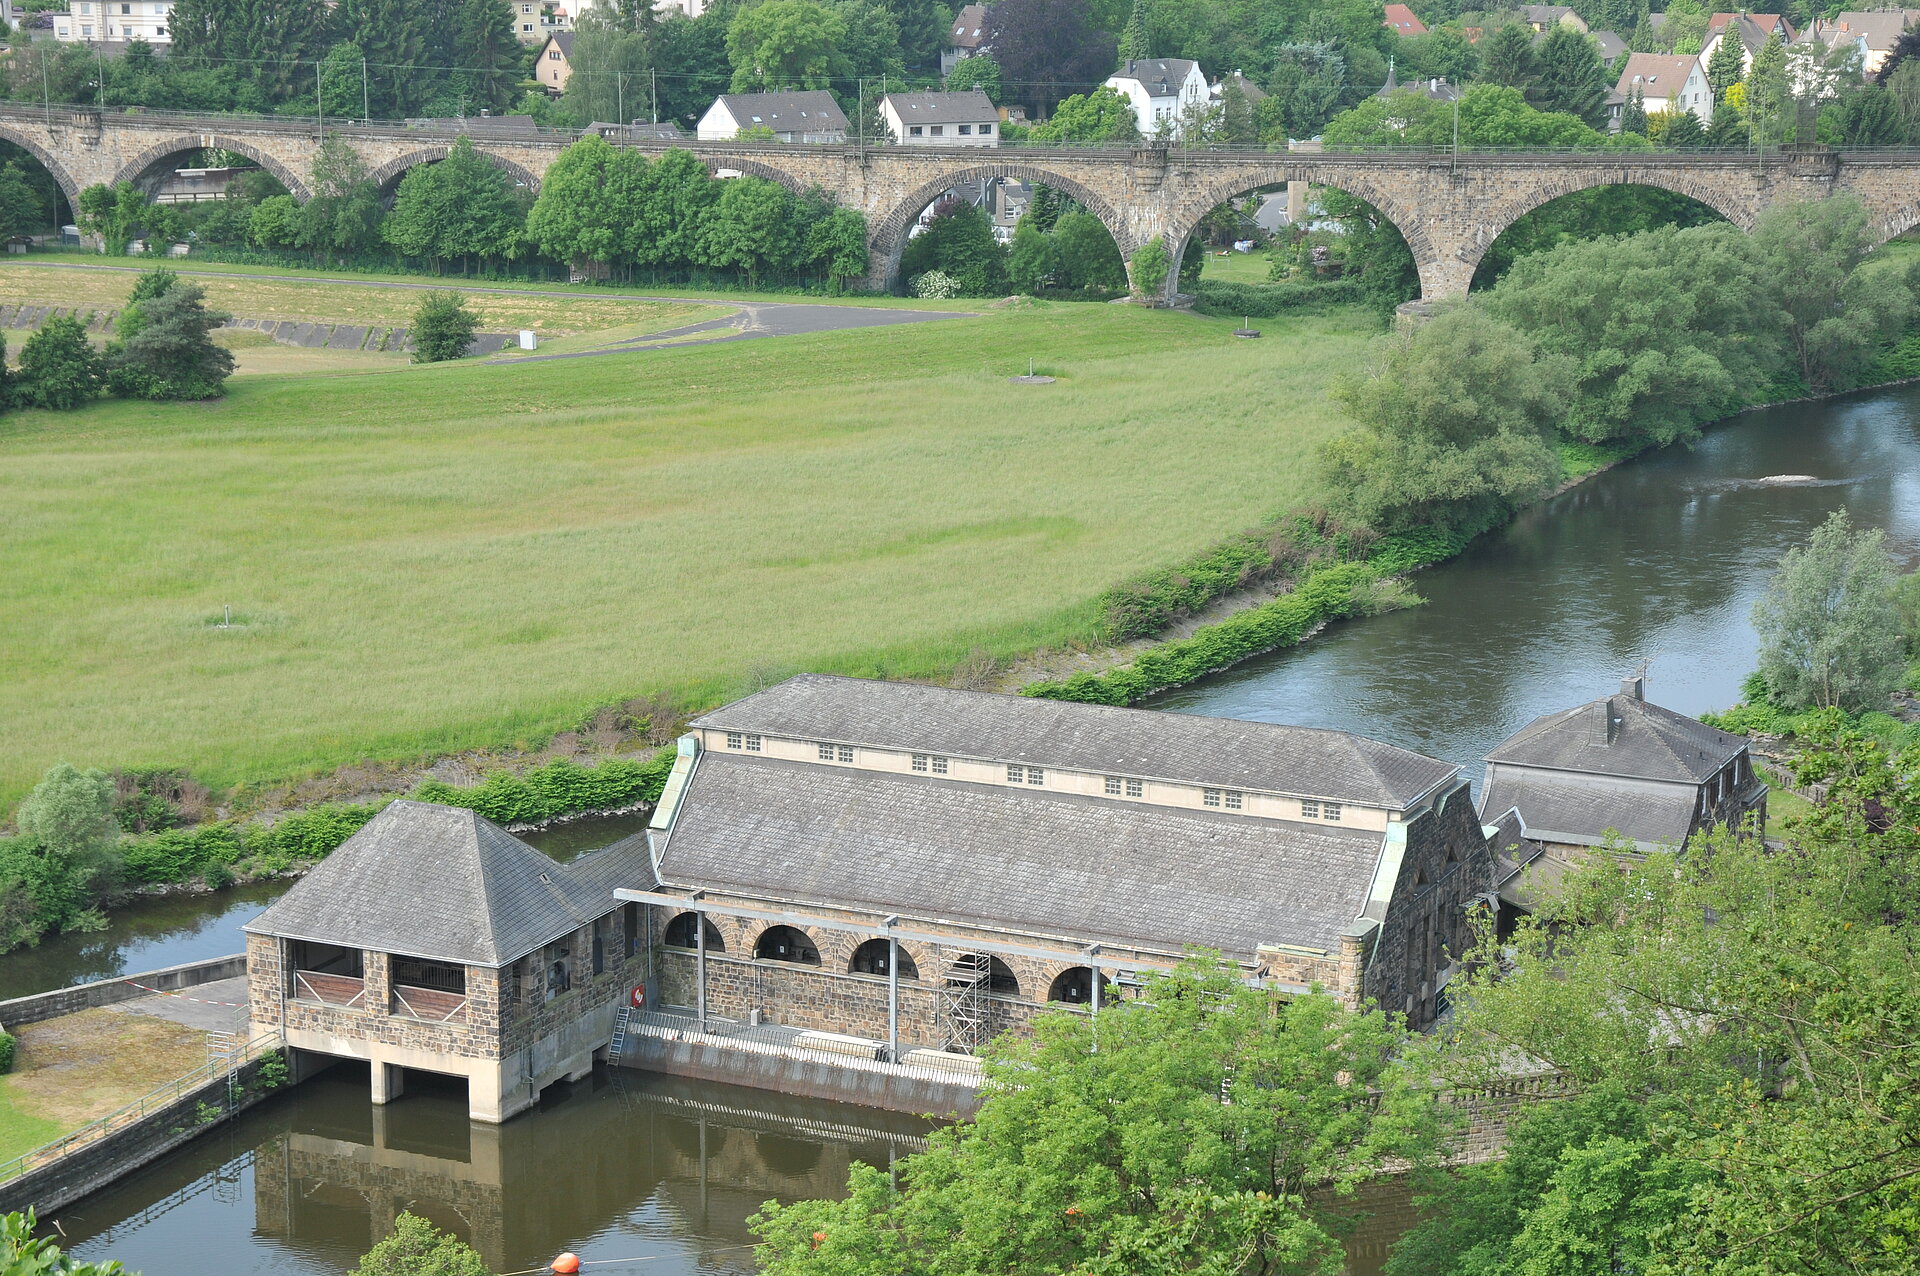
[550,1254,582,1274]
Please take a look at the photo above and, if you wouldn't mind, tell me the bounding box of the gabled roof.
[1590,28,1627,59]
[1109,58,1202,97]
[949,3,990,49]
[1211,70,1268,102]
[692,674,1459,810]
[654,753,1389,954]
[1707,12,1796,55]
[711,91,850,132]
[1485,689,1747,785]
[1382,3,1428,35]
[880,90,998,124]
[1614,52,1703,97]
[1813,10,1920,52]
[540,30,575,59]
[245,801,646,967]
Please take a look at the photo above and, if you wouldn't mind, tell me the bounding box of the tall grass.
[0,301,1375,808]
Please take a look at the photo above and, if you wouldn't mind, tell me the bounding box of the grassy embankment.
[0,283,1376,809]
[0,1010,211,1161]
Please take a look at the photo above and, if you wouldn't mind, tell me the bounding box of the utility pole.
[651,69,657,125]
[617,70,624,128]
[362,57,370,122]
[316,60,324,138]
[41,50,49,124]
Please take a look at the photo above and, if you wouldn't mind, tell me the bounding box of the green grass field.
[0,287,1377,808]
[1199,248,1278,284]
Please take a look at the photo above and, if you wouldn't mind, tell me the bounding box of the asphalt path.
[19,261,974,360]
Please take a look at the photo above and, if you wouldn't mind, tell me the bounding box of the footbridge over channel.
[16,103,1920,298]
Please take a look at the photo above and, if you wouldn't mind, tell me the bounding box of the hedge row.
[1023,561,1388,706]
[117,752,674,888]
[1191,278,1367,318]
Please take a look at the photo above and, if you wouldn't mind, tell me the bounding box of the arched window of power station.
[1047,966,1112,1005]
[755,925,820,965]
[664,911,725,951]
[850,938,917,979]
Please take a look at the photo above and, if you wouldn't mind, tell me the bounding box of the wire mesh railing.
[0,1031,283,1187]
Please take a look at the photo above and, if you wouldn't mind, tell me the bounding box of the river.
[22,386,1920,1274]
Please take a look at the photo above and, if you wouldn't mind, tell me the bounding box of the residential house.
[1479,675,1766,866]
[1612,51,1714,123]
[1383,3,1428,36]
[942,3,991,77]
[534,31,575,94]
[879,90,999,145]
[617,675,1495,1041]
[512,1,575,43]
[1800,10,1919,76]
[1376,65,1463,102]
[245,801,652,1123]
[53,0,171,42]
[1522,4,1588,34]
[1210,70,1269,105]
[1589,28,1627,60]
[1104,57,1210,139]
[1701,12,1798,75]
[696,91,850,142]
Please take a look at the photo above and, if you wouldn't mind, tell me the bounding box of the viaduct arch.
[9,104,1916,301]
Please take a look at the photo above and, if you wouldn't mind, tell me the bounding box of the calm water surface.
[1151,387,1920,775]
[25,388,1920,1274]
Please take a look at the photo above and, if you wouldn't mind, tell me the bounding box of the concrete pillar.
[371,1061,406,1105]
[1287,180,1305,224]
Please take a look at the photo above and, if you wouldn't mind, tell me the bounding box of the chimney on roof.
[1590,697,1621,746]
[1621,673,1645,701]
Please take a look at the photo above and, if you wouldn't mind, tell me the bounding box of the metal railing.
[630,1008,985,1087]
[0,1031,282,1187]
[389,984,468,1022]
[291,970,365,1007]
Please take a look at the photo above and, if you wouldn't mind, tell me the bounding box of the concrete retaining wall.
[0,953,246,1028]
[626,1035,981,1118]
[0,1054,277,1217]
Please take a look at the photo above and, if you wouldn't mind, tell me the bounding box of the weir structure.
[17,102,1920,299]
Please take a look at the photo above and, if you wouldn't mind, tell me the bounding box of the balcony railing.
[390,984,469,1022]
[291,970,365,1007]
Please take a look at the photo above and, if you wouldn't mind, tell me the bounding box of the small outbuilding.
[696,91,850,142]
[245,800,654,1123]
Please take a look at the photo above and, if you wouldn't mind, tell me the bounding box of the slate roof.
[1590,28,1627,59]
[949,3,990,49]
[713,91,850,132]
[1484,690,1747,785]
[1480,773,1700,848]
[693,675,1459,809]
[543,30,576,60]
[654,753,1388,954]
[881,90,998,125]
[1111,58,1202,97]
[1212,70,1269,103]
[245,801,647,967]
[1811,10,1919,52]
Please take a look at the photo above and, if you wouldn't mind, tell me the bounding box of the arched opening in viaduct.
[869,164,1135,296]
[1465,179,1738,291]
[370,147,541,203]
[1165,167,1429,306]
[113,136,308,202]
[0,128,79,232]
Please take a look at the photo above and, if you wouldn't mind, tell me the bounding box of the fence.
[628,1008,983,1088]
[0,1031,282,1188]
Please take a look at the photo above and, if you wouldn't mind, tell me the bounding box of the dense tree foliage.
[1752,509,1907,713]
[0,765,120,950]
[351,1212,492,1276]
[382,138,527,271]
[900,200,1005,296]
[15,316,105,411]
[104,271,237,400]
[753,959,1446,1276]
[411,291,479,363]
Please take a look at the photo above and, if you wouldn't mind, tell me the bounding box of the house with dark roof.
[1800,10,1919,76]
[1479,675,1766,868]
[879,90,999,146]
[1105,57,1211,139]
[1522,4,1588,33]
[533,30,575,95]
[616,675,1495,1055]
[942,2,991,77]
[1702,12,1798,75]
[696,91,850,142]
[245,801,654,1122]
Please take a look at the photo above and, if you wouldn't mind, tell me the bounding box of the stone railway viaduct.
[16,102,1920,298]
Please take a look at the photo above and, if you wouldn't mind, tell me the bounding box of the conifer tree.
[1536,26,1610,125]
[1478,24,1539,95]
[1707,24,1746,103]
[1118,0,1150,62]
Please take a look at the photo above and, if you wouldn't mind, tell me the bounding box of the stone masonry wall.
[1368,783,1496,1030]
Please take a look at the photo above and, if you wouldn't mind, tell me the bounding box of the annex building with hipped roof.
[245,801,654,1122]
[1480,675,1765,881]
[618,675,1495,1052]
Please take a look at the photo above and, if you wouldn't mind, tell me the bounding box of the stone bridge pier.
[4,104,1918,303]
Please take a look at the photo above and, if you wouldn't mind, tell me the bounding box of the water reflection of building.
[250,1071,928,1274]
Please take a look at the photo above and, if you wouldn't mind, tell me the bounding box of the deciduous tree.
[351,1212,492,1276]
[1752,508,1905,713]
[987,0,1117,115]
[410,291,478,363]
[105,276,236,400]
[725,0,846,92]
[15,315,104,410]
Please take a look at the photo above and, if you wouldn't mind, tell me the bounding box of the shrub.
[411,291,478,363]
[104,276,236,400]
[16,316,105,410]
[911,270,959,299]
[1129,236,1171,297]
[0,1031,15,1075]
[1191,278,1365,318]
